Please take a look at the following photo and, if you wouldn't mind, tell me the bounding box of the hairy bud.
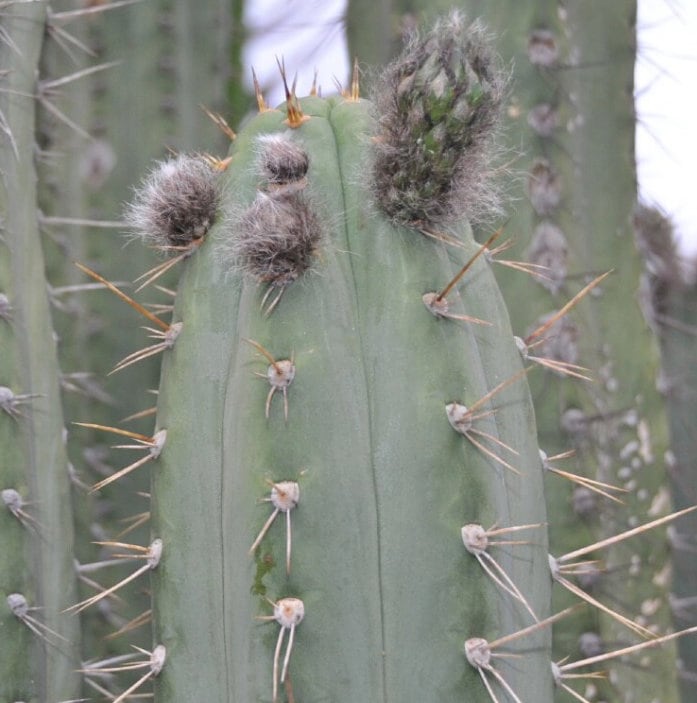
[125,154,219,249]
[228,190,322,287]
[371,11,506,227]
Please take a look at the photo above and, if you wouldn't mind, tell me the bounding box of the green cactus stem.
[0,1,81,700]
[145,31,554,695]
[634,204,697,700]
[348,2,681,701]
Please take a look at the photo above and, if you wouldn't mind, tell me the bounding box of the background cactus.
[0,1,81,700]
[634,204,697,701]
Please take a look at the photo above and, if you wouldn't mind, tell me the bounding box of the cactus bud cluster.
[371,10,506,227]
[226,134,321,289]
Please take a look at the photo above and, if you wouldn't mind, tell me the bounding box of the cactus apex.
[371,10,507,227]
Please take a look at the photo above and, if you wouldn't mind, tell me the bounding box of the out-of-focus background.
[244,0,697,258]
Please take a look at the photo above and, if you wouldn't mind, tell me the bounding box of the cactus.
[87,14,560,702]
[634,204,697,700]
[346,2,687,702]
[31,0,249,678]
[4,3,695,701]
[0,1,81,700]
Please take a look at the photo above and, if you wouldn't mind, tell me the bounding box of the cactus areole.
[149,16,551,703]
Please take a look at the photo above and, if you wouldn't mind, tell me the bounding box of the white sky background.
[636,0,697,257]
[243,0,350,106]
[245,0,697,257]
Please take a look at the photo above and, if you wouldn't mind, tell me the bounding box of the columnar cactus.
[634,204,697,700]
[6,3,693,701]
[348,2,685,702]
[138,15,555,702]
[0,1,81,699]
[432,3,679,702]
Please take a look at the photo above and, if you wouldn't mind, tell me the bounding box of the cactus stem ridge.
[7,593,69,647]
[249,480,300,575]
[109,322,183,375]
[66,539,163,615]
[258,597,305,702]
[461,523,542,621]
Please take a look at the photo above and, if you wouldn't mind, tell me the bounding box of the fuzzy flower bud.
[372,11,506,227]
[125,154,219,249]
[229,190,322,287]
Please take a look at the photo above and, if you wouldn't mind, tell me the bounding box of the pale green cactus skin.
[349,2,682,702]
[150,95,552,702]
[34,0,248,669]
[0,1,81,700]
[421,3,676,702]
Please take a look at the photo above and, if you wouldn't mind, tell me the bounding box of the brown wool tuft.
[256,134,310,189]
[230,190,322,287]
[125,154,220,249]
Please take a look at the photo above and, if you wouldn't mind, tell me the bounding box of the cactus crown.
[371,10,506,227]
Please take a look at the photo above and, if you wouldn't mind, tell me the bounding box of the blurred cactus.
[0,1,81,699]
[634,204,697,700]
